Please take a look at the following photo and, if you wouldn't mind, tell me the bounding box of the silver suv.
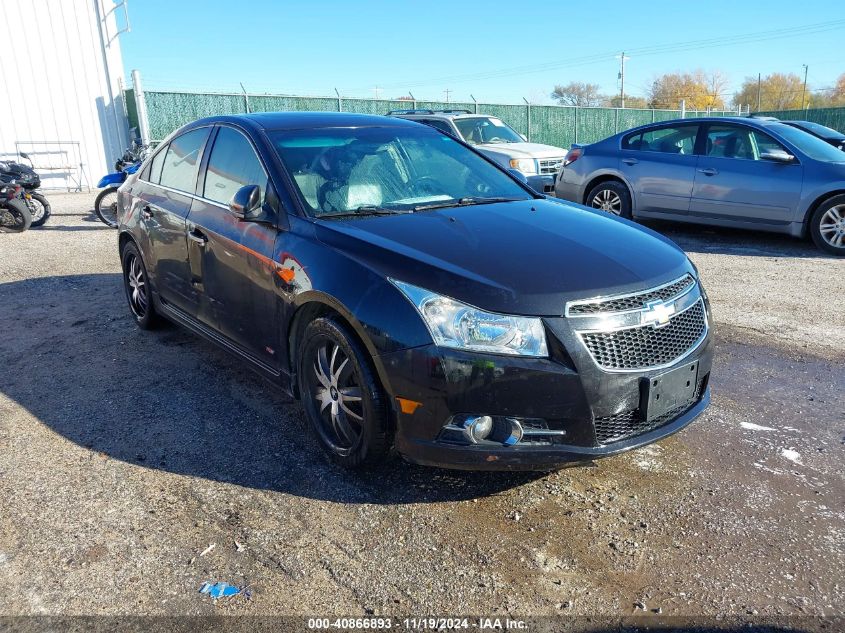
[388,109,566,193]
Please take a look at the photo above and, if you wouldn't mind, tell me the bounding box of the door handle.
[622,158,638,165]
[697,168,718,176]
[187,228,208,247]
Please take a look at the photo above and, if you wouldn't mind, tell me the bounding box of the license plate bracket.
[640,360,699,422]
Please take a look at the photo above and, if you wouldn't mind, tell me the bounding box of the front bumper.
[379,323,713,471]
[526,174,556,194]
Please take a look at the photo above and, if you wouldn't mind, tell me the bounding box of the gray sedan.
[554,117,845,255]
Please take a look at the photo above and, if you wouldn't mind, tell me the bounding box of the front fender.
[799,182,845,225]
[97,172,126,188]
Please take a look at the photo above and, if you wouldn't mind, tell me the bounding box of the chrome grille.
[580,300,707,371]
[568,275,694,315]
[594,378,706,444]
[538,157,564,175]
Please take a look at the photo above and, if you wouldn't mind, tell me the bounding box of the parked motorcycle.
[95,142,148,228]
[0,152,50,227]
[0,183,31,233]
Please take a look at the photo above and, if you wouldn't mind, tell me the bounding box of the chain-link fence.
[126,87,738,148]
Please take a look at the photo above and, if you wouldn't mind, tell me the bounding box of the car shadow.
[638,219,832,259]
[0,274,546,505]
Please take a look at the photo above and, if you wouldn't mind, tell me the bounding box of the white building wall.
[0,0,129,190]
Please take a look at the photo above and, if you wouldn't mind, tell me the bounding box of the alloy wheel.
[126,254,148,318]
[310,341,364,452]
[25,197,45,223]
[591,189,622,215]
[819,204,845,249]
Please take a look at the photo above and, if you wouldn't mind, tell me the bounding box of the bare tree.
[551,82,605,107]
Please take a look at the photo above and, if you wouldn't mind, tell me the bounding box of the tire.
[27,192,51,227]
[120,241,161,329]
[586,181,633,219]
[809,194,845,256]
[297,316,392,468]
[95,187,120,228]
[0,199,32,233]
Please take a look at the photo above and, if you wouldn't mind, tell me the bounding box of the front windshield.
[770,123,845,162]
[269,126,532,217]
[453,117,524,145]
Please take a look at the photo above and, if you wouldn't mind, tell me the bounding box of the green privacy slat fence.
[133,89,736,147]
[754,107,845,133]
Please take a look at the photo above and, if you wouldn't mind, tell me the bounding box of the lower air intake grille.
[581,300,706,371]
[594,378,706,444]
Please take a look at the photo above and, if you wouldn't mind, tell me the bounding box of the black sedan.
[781,120,845,151]
[116,112,712,470]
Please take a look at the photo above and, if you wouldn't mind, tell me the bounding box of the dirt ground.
[0,194,843,628]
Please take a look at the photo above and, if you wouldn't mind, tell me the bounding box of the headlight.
[391,280,548,357]
[508,158,537,175]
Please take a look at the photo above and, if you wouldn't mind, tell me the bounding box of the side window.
[705,125,785,161]
[203,127,268,205]
[638,126,698,154]
[146,145,168,183]
[622,132,642,150]
[158,128,208,192]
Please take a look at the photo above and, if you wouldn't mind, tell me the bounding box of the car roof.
[617,116,786,137]
[389,111,496,120]
[185,111,424,133]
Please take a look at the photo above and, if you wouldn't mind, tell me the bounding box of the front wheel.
[0,199,32,233]
[95,187,120,228]
[809,195,845,256]
[586,181,633,219]
[26,192,51,227]
[297,317,392,468]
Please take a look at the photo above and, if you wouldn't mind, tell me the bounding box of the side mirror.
[229,184,262,220]
[508,168,528,183]
[19,152,29,159]
[760,149,795,163]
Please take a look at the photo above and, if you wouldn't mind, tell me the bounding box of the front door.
[690,124,803,225]
[136,127,210,316]
[619,123,699,215]
[186,125,280,369]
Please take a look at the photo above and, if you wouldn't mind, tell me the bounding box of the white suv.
[388,109,566,193]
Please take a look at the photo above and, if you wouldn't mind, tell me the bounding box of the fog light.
[463,415,493,442]
[502,417,524,446]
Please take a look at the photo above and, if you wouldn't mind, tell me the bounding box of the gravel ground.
[0,193,843,626]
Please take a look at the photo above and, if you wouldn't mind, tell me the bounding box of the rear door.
[135,127,210,316]
[186,125,280,368]
[619,123,699,215]
[689,124,803,224]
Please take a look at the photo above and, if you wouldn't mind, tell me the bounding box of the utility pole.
[617,52,630,109]
[371,86,383,100]
[444,88,451,104]
[801,64,808,109]
[756,73,761,111]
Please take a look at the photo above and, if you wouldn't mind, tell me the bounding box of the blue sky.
[121,0,845,105]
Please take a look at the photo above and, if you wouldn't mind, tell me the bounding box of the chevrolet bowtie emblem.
[642,299,675,328]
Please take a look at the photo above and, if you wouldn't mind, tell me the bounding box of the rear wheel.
[95,187,120,228]
[0,199,32,233]
[121,242,161,329]
[297,317,391,468]
[586,181,632,219]
[25,192,51,227]
[810,195,845,256]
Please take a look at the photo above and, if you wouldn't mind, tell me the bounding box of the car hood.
[315,199,692,316]
[476,142,566,159]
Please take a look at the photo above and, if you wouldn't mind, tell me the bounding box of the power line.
[351,19,845,92]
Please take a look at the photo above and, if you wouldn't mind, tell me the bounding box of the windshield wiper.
[318,205,405,219]
[413,196,523,212]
